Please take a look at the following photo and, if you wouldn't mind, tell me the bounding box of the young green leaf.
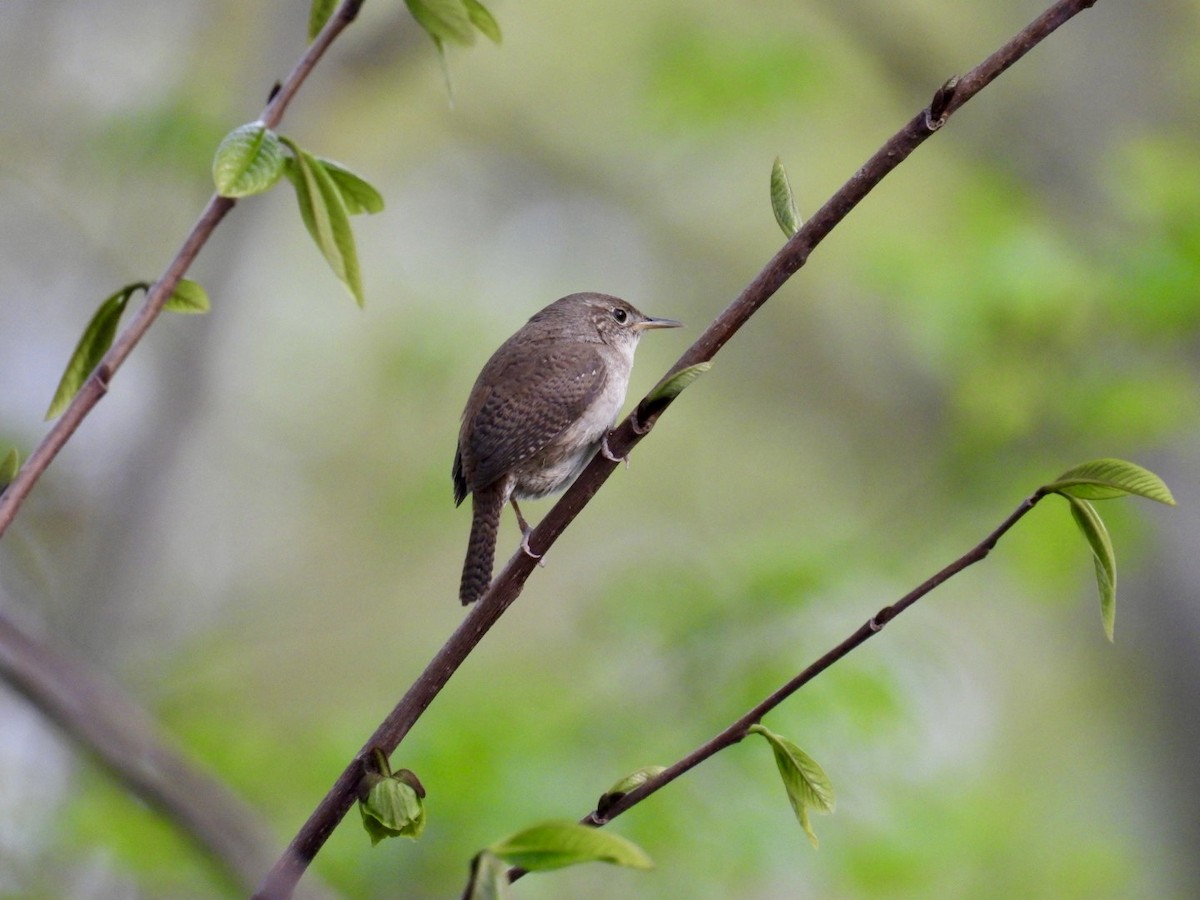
[308,0,338,41]
[487,821,653,872]
[45,283,144,420]
[463,0,502,43]
[283,144,365,305]
[750,724,835,848]
[465,851,510,900]
[405,0,476,47]
[163,278,211,314]
[645,362,712,405]
[1044,458,1176,505]
[771,156,802,238]
[317,158,385,215]
[212,122,286,198]
[0,448,19,491]
[597,765,666,817]
[1064,494,1117,642]
[359,776,426,844]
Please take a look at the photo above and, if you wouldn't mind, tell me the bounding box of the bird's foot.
[600,434,629,468]
[520,529,546,567]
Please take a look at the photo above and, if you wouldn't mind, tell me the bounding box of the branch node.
[925,75,961,130]
[93,362,113,393]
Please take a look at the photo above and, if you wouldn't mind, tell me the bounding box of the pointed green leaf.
[316,158,385,215]
[359,776,426,844]
[465,851,510,900]
[488,821,653,872]
[1045,458,1175,505]
[163,278,211,314]
[46,283,144,420]
[646,362,711,405]
[0,448,19,491]
[405,0,476,47]
[597,765,666,816]
[308,0,338,41]
[212,122,285,198]
[750,724,835,848]
[770,157,802,238]
[283,143,365,305]
[463,0,502,43]
[1064,495,1117,642]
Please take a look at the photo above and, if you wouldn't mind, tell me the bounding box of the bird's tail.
[460,485,504,604]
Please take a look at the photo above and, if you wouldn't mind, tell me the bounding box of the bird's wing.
[464,343,607,491]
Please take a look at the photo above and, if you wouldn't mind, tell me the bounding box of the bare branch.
[257,0,1100,896]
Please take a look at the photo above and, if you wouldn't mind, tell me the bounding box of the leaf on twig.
[45,283,145,420]
[359,775,426,844]
[464,851,510,899]
[487,821,653,872]
[316,158,385,215]
[645,362,711,406]
[212,122,286,198]
[163,278,211,314]
[282,142,366,305]
[0,448,19,491]
[750,724,835,848]
[597,765,666,817]
[771,157,802,238]
[463,0,502,43]
[308,0,338,41]
[405,0,476,47]
[1063,494,1117,642]
[1044,458,1175,505]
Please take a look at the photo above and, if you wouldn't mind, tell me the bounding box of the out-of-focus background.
[1,0,1198,897]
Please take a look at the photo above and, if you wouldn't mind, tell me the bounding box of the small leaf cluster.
[1041,458,1175,641]
[357,750,427,845]
[465,821,652,898]
[211,122,383,306]
[46,280,210,421]
[750,724,835,848]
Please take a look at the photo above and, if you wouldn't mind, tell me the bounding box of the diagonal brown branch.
[256,0,1100,896]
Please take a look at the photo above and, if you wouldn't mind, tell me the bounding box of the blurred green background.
[1,0,1198,897]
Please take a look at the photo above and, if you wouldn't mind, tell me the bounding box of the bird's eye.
[611,307,628,324]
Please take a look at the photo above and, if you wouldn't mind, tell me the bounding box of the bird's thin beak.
[634,315,683,331]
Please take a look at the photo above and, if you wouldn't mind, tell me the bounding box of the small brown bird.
[453,292,681,604]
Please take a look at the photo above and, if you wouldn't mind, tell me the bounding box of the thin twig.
[257,1,1099,896]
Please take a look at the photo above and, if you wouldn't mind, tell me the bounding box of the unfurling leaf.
[45,283,145,420]
[308,0,338,41]
[405,0,476,47]
[0,448,19,491]
[359,775,426,844]
[750,724,835,848]
[465,851,510,900]
[1044,458,1175,506]
[646,362,712,405]
[282,142,365,305]
[163,278,211,314]
[771,157,802,238]
[317,158,385,215]
[463,0,502,43]
[597,765,666,816]
[212,122,285,198]
[487,821,653,872]
[1064,494,1117,642]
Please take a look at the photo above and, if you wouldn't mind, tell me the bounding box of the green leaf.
[317,158,385,215]
[212,122,286,198]
[0,448,19,491]
[359,776,426,844]
[405,0,476,47]
[282,143,365,305]
[770,156,802,238]
[750,724,835,848]
[308,0,338,41]
[1045,458,1176,505]
[645,362,711,405]
[488,821,653,872]
[1064,494,1117,642]
[163,278,211,314]
[45,283,144,420]
[597,765,666,816]
[465,852,510,900]
[463,0,502,43]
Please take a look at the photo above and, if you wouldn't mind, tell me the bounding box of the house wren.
[453,292,682,604]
